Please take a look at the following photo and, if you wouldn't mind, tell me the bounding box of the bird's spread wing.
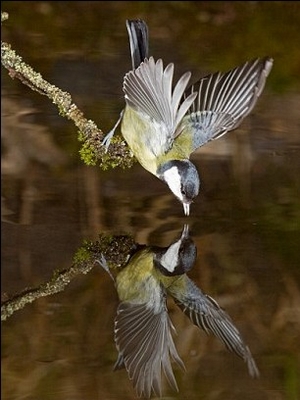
[180,57,273,152]
[123,56,197,155]
[168,276,260,378]
[114,300,185,398]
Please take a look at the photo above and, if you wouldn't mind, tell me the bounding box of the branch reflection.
[99,225,259,398]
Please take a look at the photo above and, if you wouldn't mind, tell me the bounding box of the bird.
[103,19,273,216]
[97,225,260,398]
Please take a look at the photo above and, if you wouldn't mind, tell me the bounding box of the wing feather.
[180,57,273,152]
[168,276,260,378]
[123,56,197,153]
[114,300,184,398]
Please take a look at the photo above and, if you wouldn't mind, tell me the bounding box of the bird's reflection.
[99,225,259,398]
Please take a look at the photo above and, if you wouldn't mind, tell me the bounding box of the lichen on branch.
[1,233,135,321]
[1,11,135,170]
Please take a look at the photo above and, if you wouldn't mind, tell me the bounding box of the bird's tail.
[126,19,149,70]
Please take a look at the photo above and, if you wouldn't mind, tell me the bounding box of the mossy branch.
[1,11,135,170]
[1,233,135,321]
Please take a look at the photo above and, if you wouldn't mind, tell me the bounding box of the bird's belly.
[121,109,158,175]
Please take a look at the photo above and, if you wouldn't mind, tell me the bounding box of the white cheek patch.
[163,166,183,201]
[160,241,180,273]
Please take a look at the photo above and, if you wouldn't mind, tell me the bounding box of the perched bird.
[104,20,273,216]
[98,225,259,398]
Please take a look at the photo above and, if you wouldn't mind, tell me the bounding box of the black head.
[157,160,200,215]
[153,225,197,276]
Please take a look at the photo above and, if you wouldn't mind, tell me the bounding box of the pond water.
[1,2,300,400]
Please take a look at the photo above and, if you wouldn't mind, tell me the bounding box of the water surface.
[2,2,300,400]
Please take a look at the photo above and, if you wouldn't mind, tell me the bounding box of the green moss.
[72,234,136,274]
[77,129,135,170]
[78,140,98,166]
[73,243,93,265]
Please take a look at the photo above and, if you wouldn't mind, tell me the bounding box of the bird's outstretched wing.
[180,57,273,152]
[123,56,197,156]
[168,276,260,378]
[114,300,185,398]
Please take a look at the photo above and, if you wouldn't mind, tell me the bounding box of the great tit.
[104,20,273,216]
[98,225,259,398]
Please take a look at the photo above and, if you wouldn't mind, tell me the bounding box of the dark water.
[1,2,300,400]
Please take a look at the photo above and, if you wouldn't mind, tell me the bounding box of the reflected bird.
[98,225,259,398]
[104,20,273,215]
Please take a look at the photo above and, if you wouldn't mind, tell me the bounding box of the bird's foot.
[101,110,124,153]
[95,254,115,281]
[102,130,115,153]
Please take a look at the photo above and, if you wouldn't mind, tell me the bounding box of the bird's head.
[153,224,197,276]
[157,160,200,216]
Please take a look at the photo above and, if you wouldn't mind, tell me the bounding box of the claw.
[95,254,115,281]
[102,130,115,152]
[102,110,124,153]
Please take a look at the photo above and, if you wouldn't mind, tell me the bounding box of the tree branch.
[1,233,135,321]
[1,11,135,170]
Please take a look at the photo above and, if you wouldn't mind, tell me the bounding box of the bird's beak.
[183,202,190,216]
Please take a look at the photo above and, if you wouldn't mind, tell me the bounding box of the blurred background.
[1,2,300,399]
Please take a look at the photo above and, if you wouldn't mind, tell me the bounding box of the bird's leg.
[102,109,124,152]
[95,253,115,281]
